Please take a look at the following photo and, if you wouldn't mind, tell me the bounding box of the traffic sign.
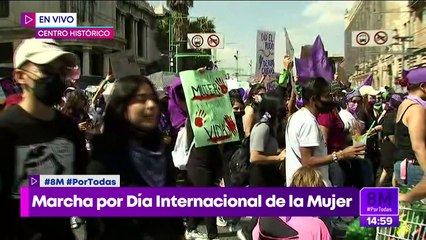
[207,34,220,48]
[374,31,388,45]
[352,30,394,47]
[356,32,370,46]
[187,33,224,49]
[191,35,204,48]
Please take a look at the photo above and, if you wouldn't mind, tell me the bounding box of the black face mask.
[31,74,66,106]
[316,99,335,114]
[234,111,245,118]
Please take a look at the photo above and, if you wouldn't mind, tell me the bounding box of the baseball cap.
[406,67,426,85]
[14,38,78,69]
[359,85,380,97]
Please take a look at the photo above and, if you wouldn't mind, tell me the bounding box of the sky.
[149,1,355,75]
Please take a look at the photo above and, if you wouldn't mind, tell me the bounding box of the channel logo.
[21,12,77,28]
[21,12,114,40]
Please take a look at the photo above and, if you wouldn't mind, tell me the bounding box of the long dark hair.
[256,92,280,137]
[61,90,88,120]
[103,75,159,138]
[246,83,266,106]
[229,89,243,106]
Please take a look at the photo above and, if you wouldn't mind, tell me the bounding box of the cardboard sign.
[109,51,140,79]
[300,45,312,59]
[180,70,240,147]
[255,30,276,76]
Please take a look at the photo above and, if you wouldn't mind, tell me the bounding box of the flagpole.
[283,27,295,81]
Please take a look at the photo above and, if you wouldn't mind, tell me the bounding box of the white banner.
[256,30,276,76]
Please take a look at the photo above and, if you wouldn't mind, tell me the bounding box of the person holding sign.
[178,68,225,240]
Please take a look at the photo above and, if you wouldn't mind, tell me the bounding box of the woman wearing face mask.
[221,90,245,232]
[394,68,426,203]
[221,90,245,182]
[317,81,347,187]
[376,94,402,187]
[285,77,366,187]
[358,86,381,186]
[87,75,185,240]
[243,84,266,137]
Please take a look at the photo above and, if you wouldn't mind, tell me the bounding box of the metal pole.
[168,16,172,72]
[401,41,405,74]
[236,50,239,80]
[175,44,179,73]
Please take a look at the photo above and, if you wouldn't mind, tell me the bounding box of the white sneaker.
[185,229,208,239]
[216,216,228,227]
[237,229,248,240]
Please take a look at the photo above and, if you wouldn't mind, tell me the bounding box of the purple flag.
[311,36,334,82]
[295,57,314,83]
[360,73,373,86]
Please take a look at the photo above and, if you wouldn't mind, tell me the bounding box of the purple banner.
[359,215,399,227]
[21,187,359,217]
[359,187,399,215]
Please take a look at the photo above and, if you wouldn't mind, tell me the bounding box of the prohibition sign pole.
[191,34,204,48]
[356,32,370,46]
[374,31,388,45]
[207,34,220,48]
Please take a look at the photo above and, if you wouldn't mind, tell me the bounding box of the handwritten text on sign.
[256,30,276,76]
[179,70,240,147]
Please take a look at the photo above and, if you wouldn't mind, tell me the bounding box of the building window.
[125,17,132,50]
[138,21,145,57]
[0,1,10,18]
[0,42,13,63]
[116,9,121,35]
[69,0,95,23]
[422,9,426,27]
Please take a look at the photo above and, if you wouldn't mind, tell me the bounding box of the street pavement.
[73,218,250,239]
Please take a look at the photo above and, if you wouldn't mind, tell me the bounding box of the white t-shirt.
[338,109,356,131]
[285,108,331,186]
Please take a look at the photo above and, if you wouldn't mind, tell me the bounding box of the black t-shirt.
[0,105,88,239]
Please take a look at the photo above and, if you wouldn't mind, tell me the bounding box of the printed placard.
[179,70,240,147]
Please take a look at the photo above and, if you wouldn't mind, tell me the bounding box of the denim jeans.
[394,160,424,187]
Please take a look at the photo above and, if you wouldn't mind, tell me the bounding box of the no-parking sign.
[187,33,224,49]
[352,30,394,47]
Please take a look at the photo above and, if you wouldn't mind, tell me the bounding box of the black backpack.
[228,137,251,186]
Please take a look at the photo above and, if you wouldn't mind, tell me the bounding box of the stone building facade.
[344,0,426,89]
[0,0,162,76]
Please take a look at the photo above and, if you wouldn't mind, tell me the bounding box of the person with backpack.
[220,90,245,231]
[238,92,286,240]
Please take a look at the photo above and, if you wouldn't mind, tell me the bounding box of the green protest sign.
[180,70,240,147]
